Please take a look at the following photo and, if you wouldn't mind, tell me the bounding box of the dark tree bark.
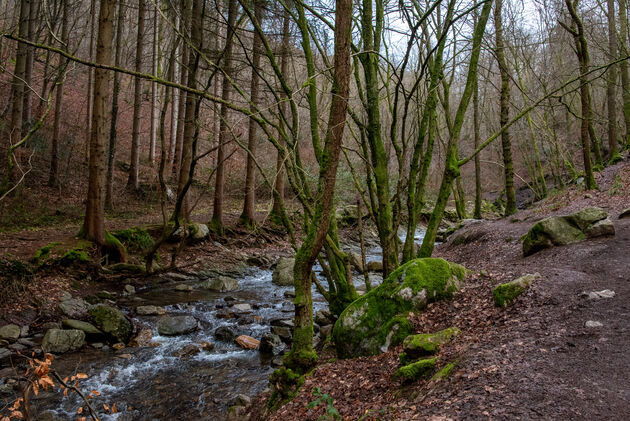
[606,0,619,159]
[127,0,146,191]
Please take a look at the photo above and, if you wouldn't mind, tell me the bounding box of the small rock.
[270,319,293,328]
[157,315,198,336]
[259,333,283,355]
[58,295,89,319]
[163,272,193,281]
[129,329,158,347]
[271,326,292,342]
[200,341,214,351]
[0,324,21,342]
[41,329,85,353]
[171,344,200,358]
[319,324,333,339]
[124,285,136,295]
[91,343,104,349]
[41,322,61,330]
[283,290,295,299]
[235,335,260,350]
[62,319,103,337]
[199,276,239,292]
[315,310,334,326]
[583,289,616,300]
[112,343,125,350]
[96,290,116,300]
[9,343,27,352]
[189,223,210,241]
[272,257,295,286]
[271,356,284,367]
[89,304,132,343]
[0,348,11,360]
[232,303,252,312]
[215,326,237,342]
[175,284,193,292]
[20,326,29,338]
[17,338,37,347]
[234,394,251,407]
[136,305,167,316]
[585,320,603,328]
[366,260,383,272]
[349,252,364,273]
[117,353,132,359]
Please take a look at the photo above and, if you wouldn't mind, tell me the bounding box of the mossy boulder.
[332,258,468,358]
[110,227,154,253]
[189,223,209,241]
[393,357,437,382]
[199,276,239,292]
[522,207,613,256]
[431,362,456,381]
[88,304,132,343]
[493,273,540,307]
[62,319,103,338]
[272,257,294,286]
[400,327,460,362]
[41,329,85,353]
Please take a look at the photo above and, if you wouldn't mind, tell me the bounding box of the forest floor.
[1,158,629,420]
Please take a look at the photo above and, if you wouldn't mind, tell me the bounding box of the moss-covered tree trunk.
[619,0,630,148]
[606,0,619,159]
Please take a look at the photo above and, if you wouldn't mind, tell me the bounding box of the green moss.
[268,367,307,409]
[393,357,437,381]
[431,362,456,381]
[30,242,61,264]
[403,327,461,357]
[493,282,525,307]
[106,263,146,274]
[111,227,154,253]
[60,249,90,265]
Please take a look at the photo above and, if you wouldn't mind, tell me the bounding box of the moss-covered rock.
[272,257,294,286]
[393,357,437,381]
[402,327,461,360]
[30,242,61,265]
[522,207,612,256]
[110,227,154,253]
[431,362,456,381]
[493,273,540,307]
[88,304,132,343]
[332,258,467,358]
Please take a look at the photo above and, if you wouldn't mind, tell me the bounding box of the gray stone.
[136,305,166,316]
[0,348,10,359]
[58,295,89,319]
[89,304,132,343]
[0,324,21,341]
[584,218,615,238]
[41,322,61,330]
[272,257,294,286]
[232,303,252,312]
[20,325,29,337]
[584,289,616,300]
[271,356,284,367]
[259,333,283,355]
[619,208,630,219]
[157,316,197,336]
[199,276,239,292]
[17,338,37,347]
[271,326,292,342]
[215,326,237,342]
[234,394,251,407]
[175,284,193,292]
[283,290,295,299]
[585,320,603,328]
[366,260,383,272]
[41,329,85,353]
[36,411,65,421]
[124,284,136,295]
[315,310,334,326]
[319,324,333,339]
[189,223,209,241]
[9,343,27,351]
[349,252,364,273]
[62,319,103,336]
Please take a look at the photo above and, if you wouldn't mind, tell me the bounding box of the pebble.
[583,290,615,300]
[585,320,603,328]
[232,303,252,312]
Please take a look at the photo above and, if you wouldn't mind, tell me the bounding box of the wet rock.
[96,290,116,300]
[271,326,292,342]
[271,356,284,367]
[333,258,467,358]
[259,333,283,355]
[315,309,334,326]
[124,284,136,295]
[20,326,29,337]
[37,411,65,421]
[157,316,198,336]
[172,344,201,358]
[129,329,158,347]
[117,353,132,359]
[522,207,613,256]
[270,318,293,328]
[89,304,132,343]
[91,343,104,349]
[41,322,61,331]
[215,326,237,342]
[41,329,85,353]
[190,223,209,241]
[17,338,37,347]
[175,284,193,292]
[62,319,103,337]
[58,293,89,319]
[247,254,271,267]
[136,305,167,316]
[283,290,295,299]
[234,394,251,407]
[200,341,214,351]
[112,343,125,350]
[349,252,364,273]
[235,335,260,350]
[200,276,239,292]
[272,257,294,286]
[366,260,383,272]
[585,320,603,328]
[232,303,252,312]
[0,348,10,360]
[9,343,27,352]
[0,324,21,342]
[619,208,630,219]
[493,273,540,307]
[582,289,616,300]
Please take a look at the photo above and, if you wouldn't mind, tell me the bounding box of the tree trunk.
[494,0,516,216]
[211,0,238,233]
[83,0,116,244]
[149,4,159,164]
[127,0,146,191]
[240,0,264,227]
[619,0,630,147]
[22,0,38,131]
[473,58,482,219]
[607,0,619,159]
[105,0,125,210]
[85,0,97,162]
[49,0,69,188]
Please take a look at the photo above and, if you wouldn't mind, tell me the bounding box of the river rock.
[272,257,294,286]
[129,329,158,347]
[583,289,615,300]
[9,343,26,352]
[333,258,467,358]
[136,305,167,316]
[17,338,37,347]
[190,223,209,241]
[215,326,237,342]
[0,324,21,342]
[62,319,103,337]
[172,344,201,358]
[235,335,259,350]
[41,329,85,353]
[315,309,334,326]
[493,273,540,307]
[200,276,239,292]
[0,348,10,360]
[232,303,252,312]
[259,333,283,355]
[20,326,29,337]
[522,207,613,256]
[366,260,383,272]
[349,252,364,273]
[585,320,603,328]
[89,304,132,343]
[234,394,251,407]
[200,341,214,351]
[42,322,61,331]
[124,284,136,295]
[175,284,193,292]
[157,315,198,336]
[58,294,89,319]
[271,326,292,342]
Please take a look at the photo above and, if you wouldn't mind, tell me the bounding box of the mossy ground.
[111,227,154,253]
[402,327,461,357]
[493,282,525,307]
[393,357,437,381]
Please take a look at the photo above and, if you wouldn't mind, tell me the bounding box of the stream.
[36,229,425,420]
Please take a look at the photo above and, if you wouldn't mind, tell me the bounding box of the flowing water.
[36,229,425,420]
